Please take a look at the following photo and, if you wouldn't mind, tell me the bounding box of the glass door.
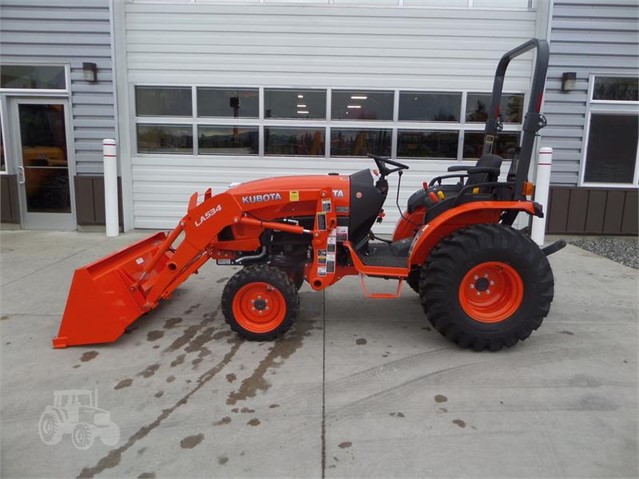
[12,99,75,230]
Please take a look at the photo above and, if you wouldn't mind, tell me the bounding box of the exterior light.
[297,94,304,98]
[561,72,576,92]
[351,95,367,100]
[82,62,97,83]
[297,110,309,114]
[347,105,361,109]
[297,104,306,108]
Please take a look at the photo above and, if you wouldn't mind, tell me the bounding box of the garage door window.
[265,128,325,156]
[133,85,523,159]
[332,90,393,121]
[265,89,326,119]
[137,125,193,154]
[136,87,192,117]
[397,131,458,159]
[399,92,461,122]
[466,93,524,124]
[331,129,391,157]
[197,88,258,118]
[198,126,259,156]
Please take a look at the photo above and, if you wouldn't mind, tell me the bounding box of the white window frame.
[579,73,639,188]
[0,63,71,95]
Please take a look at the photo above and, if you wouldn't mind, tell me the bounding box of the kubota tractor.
[54,38,565,352]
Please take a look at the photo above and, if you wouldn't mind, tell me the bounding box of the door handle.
[17,166,25,184]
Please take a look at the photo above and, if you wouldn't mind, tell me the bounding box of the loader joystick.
[367,154,409,178]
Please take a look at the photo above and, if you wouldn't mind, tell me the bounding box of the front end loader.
[54,38,564,352]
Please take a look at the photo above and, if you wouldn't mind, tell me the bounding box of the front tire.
[72,423,94,450]
[222,264,299,341]
[419,224,554,351]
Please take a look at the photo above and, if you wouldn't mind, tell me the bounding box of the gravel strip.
[569,237,639,270]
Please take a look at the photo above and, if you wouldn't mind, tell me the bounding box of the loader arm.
[54,186,321,348]
[54,190,246,348]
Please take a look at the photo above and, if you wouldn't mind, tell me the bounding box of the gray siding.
[541,0,639,186]
[0,0,115,175]
[119,1,537,230]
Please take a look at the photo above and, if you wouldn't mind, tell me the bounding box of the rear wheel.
[38,411,63,445]
[406,268,420,294]
[419,224,554,351]
[222,264,299,340]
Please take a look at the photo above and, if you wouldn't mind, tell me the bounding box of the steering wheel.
[367,154,409,177]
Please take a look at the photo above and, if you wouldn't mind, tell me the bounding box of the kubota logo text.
[195,204,222,227]
[241,193,282,204]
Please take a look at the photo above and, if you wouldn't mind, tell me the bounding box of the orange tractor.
[54,39,564,352]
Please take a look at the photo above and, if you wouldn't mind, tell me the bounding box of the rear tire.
[38,411,63,445]
[222,264,299,341]
[419,224,554,351]
[406,268,420,294]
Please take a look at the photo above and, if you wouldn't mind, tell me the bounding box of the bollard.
[531,147,552,246]
[103,139,119,237]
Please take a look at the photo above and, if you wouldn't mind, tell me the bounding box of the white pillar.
[103,139,119,237]
[531,147,553,246]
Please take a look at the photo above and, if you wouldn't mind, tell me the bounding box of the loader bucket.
[53,232,171,348]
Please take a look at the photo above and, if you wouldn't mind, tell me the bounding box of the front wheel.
[419,224,554,351]
[222,264,299,341]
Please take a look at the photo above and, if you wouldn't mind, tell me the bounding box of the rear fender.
[392,208,425,241]
[408,201,539,268]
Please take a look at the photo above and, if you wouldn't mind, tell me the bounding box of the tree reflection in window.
[265,128,325,156]
[466,93,524,123]
[331,129,391,157]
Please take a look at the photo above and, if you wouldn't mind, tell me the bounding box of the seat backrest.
[467,154,503,186]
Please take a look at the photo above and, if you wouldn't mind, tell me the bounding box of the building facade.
[541,0,638,234]
[1,0,637,235]
[0,0,117,229]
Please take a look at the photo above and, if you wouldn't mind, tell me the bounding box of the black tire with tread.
[406,268,420,294]
[419,224,554,351]
[222,264,299,341]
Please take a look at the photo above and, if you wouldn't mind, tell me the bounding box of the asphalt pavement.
[1,230,637,479]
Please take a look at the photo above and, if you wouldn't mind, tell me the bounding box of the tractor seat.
[407,154,503,214]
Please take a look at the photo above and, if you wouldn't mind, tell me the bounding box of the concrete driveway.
[1,230,637,478]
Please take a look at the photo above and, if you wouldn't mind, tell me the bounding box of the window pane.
[593,77,639,102]
[1,65,65,89]
[265,89,326,119]
[265,128,325,156]
[399,92,461,122]
[466,93,524,123]
[463,132,520,159]
[584,114,638,183]
[398,131,459,159]
[198,126,258,155]
[136,87,192,116]
[137,125,193,154]
[332,90,393,121]
[331,129,391,157]
[197,88,258,118]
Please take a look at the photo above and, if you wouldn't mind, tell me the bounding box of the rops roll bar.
[482,38,550,200]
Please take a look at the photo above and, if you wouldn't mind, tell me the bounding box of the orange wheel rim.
[232,282,286,333]
[459,262,523,323]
